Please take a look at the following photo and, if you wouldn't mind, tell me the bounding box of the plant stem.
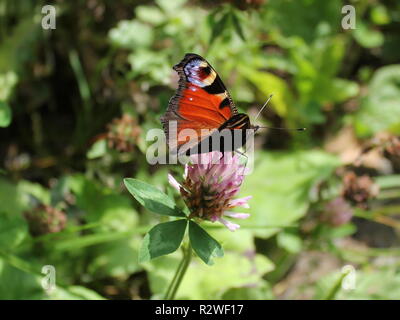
[164,248,186,299]
[166,244,192,300]
[324,271,348,300]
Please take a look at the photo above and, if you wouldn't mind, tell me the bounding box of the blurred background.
[1,0,400,299]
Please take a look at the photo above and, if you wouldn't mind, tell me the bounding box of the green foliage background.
[1,0,400,299]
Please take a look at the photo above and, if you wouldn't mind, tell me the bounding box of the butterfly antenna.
[257,126,306,131]
[254,94,273,121]
[253,94,306,132]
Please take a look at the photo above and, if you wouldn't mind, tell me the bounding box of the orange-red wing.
[161,53,237,153]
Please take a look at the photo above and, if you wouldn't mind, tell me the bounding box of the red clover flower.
[168,152,251,231]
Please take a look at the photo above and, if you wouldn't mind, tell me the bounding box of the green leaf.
[188,221,224,265]
[18,180,50,205]
[124,178,185,217]
[86,139,107,159]
[329,78,359,103]
[87,237,142,279]
[240,150,340,238]
[263,0,342,44]
[231,12,245,41]
[136,6,166,25]
[68,175,139,230]
[354,65,400,137]
[353,22,384,48]
[0,178,26,215]
[210,12,230,44]
[109,20,153,49]
[239,67,294,117]
[370,5,390,25]
[0,100,11,127]
[139,219,187,262]
[0,71,18,101]
[0,212,28,250]
[156,0,187,14]
[277,231,302,253]
[0,259,43,299]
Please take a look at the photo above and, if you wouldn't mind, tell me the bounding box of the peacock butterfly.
[161,53,260,156]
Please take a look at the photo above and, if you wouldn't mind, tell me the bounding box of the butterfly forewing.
[161,53,250,156]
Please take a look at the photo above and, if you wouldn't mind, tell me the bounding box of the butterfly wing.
[161,53,238,154]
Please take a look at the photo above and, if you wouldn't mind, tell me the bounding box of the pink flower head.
[168,152,251,231]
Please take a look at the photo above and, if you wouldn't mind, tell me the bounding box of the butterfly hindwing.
[161,53,238,154]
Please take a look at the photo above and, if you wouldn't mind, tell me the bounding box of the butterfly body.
[161,53,258,156]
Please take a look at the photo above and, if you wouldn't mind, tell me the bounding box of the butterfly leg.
[233,149,248,176]
[234,149,248,162]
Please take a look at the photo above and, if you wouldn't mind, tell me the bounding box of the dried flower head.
[383,135,400,171]
[342,171,379,209]
[168,152,251,231]
[23,204,67,236]
[106,113,141,152]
